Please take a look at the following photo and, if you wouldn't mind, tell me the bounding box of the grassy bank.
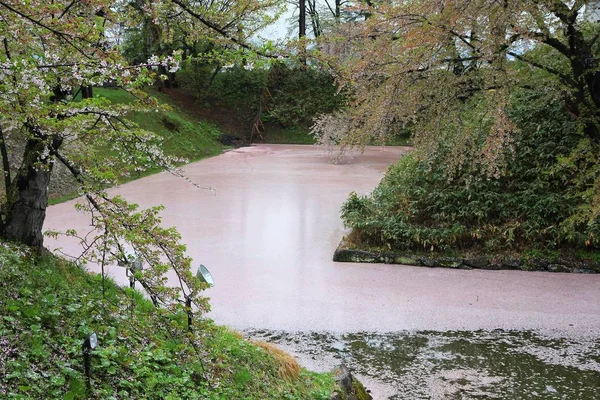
[49,87,225,205]
[0,242,335,399]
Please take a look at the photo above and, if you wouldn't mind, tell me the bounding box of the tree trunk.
[307,0,322,38]
[299,0,306,39]
[299,0,307,67]
[2,136,60,248]
[81,86,93,99]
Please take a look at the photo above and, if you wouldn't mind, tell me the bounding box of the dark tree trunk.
[158,66,175,89]
[2,136,61,248]
[299,0,307,67]
[299,0,306,39]
[564,22,600,139]
[81,86,93,99]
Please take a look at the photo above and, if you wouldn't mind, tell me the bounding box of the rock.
[528,258,548,271]
[332,247,348,262]
[463,257,489,268]
[438,258,464,268]
[419,257,437,267]
[578,260,600,273]
[481,263,501,270]
[376,254,395,264]
[331,364,372,400]
[333,248,378,263]
[332,238,598,275]
[502,258,522,269]
[577,268,596,274]
[394,255,419,265]
[546,264,570,273]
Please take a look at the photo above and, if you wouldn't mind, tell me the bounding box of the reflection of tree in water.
[245,329,600,399]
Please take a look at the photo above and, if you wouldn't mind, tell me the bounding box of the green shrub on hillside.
[263,65,346,127]
[180,62,345,128]
[209,66,267,117]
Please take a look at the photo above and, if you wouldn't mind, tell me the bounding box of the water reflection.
[45,145,600,333]
[246,329,600,399]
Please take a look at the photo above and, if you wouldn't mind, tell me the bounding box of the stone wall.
[333,239,600,273]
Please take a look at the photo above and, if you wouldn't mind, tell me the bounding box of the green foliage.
[121,25,158,65]
[0,242,334,399]
[341,87,600,253]
[177,58,220,95]
[258,126,317,144]
[209,66,268,117]
[263,65,346,127]
[130,92,222,162]
[181,62,345,128]
[49,87,223,205]
[97,87,222,162]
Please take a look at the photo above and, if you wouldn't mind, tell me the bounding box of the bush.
[210,66,268,118]
[341,88,600,253]
[264,64,346,127]
[180,62,346,128]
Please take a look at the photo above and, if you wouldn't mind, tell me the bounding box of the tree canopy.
[0,0,281,310]
[313,0,600,253]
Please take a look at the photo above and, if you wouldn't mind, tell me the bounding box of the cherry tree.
[312,0,600,247]
[314,0,599,158]
[0,0,279,309]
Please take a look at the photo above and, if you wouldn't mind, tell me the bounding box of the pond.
[45,144,600,398]
[245,329,600,399]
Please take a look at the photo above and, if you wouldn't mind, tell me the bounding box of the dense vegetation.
[317,2,600,260]
[47,87,225,204]
[176,61,346,142]
[342,86,600,257]
[0,242,334,399]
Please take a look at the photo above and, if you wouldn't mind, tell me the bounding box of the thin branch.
[2,37,10,59]
[508,51,577,88]
[0,126,11,197]
[58,0,79,19]
[169,0,279,58]
[0,0,94,60]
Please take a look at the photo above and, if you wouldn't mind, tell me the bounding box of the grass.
[49,87,225,205]
[0,241,336,399]
[250,340,301,381]
[259,124,316,145]
[130,88,225,161]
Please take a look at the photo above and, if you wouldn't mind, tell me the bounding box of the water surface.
[45,145,600,397]
[246,329,600,399]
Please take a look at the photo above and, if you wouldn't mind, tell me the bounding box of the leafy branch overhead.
[311,0,600,252]
[315,0,600,151]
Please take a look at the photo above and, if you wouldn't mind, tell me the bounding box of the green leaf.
[63,391,75,400]
[51,374,66,387]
